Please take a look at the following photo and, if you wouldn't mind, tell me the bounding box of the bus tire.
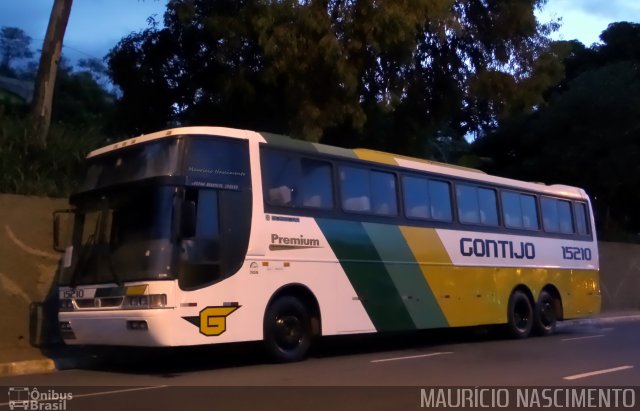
[263,296,312,362]
[507,290,533,339]
[533,290,557,336]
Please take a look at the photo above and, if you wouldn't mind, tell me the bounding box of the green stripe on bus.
[260,132,319,153]
[362,223,448,329]
[259,132,358,159]
[311,143,359,159]
[316,218,414,331]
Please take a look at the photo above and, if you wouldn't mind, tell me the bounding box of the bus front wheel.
[533,290,557,336]
[263,296,312,362]
[507,290,533,339]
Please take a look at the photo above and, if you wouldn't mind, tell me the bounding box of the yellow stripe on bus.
[126,285,148,296]
[399,226,600,327]
[353,149,399,166]
[399,226,452,265]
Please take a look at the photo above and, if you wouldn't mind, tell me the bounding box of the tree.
[108,0,558,154]
[472,22,640,240]
[52,58,116,127]
[0,26,34,75]
[30,0,73,149]
[78,58,109,85]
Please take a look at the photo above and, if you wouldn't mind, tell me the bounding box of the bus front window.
[179,188,222,289]
[60,187,176,286]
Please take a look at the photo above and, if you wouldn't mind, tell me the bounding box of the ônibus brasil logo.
[8,387,72,410]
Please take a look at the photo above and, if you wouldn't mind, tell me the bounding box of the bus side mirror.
[53,210,74,252]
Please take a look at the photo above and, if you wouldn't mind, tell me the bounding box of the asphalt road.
[1,319,639,410]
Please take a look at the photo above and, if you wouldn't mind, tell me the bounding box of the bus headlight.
[123,294,167,309]
[59,299,74,311]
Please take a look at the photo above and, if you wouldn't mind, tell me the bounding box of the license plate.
[59,288,96,299]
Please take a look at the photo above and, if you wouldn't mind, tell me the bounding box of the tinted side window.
[403,176,430,219]
[341,166,371,212]
[457,185,479,224]
[541,197,559,232]
[403,176,452,222]
[542,197,574,234]
[558,200,574,234]
[430,180,453,222]
[340,167,397,216]
[574,202,590,235]
[478,188,499,226]
[521,195,539,230]
[457,184,498,226]
[370,171,398,216]
[502,192,521,228]
[262,150,333,209]
[300,159,334,209]
[263,150,298,206]
[502,191,539,230]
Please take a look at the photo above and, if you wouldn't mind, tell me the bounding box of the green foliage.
[5,51,117,131]
[0,26,116,196]
[53,68,116,127]
[473,22,640,241]
[107,0,556,157]
[0,112,107,196]
[0,26,34,75]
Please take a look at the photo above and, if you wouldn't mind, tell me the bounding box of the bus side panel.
[317,219,600,331]
[316,218,450,332]
[434,229,600,325]
[565,269,601,319]
[169,260,377,345]
[401,226,515,327]
[176,217,601,346]
[173,216,379,344]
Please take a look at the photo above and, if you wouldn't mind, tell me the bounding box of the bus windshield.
[80,138,180,192]
[59,186,176,286]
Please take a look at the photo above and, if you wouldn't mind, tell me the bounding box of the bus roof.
[88,126,589,201]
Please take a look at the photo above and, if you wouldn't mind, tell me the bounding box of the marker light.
[59,321,76,339]
[126,320,149,330]
[59,299,74,311]
[123,294,167,309]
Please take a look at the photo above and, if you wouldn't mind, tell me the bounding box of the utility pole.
[31,0,73,149]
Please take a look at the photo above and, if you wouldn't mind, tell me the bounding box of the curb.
[557,312,640,329]
[0,359,56,377]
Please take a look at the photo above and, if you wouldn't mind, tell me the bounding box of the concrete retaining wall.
[599,241,640,311]
[0,194,66,361]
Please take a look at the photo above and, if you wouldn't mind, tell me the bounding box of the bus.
[54,126,600,362]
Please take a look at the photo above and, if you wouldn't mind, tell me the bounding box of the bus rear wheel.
[533,290,557,336]
[263,296,312,362]
[507,290,533,339]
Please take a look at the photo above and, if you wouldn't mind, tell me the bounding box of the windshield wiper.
[101,243,123,287]
[95,202,124,287]
[70,233,95,288]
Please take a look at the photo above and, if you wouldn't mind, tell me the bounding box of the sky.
[0,0,639,65]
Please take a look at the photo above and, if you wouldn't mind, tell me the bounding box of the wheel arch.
[264,283,322,337]
[506,284,535,339]
[510,284,535,307]
[540,284,564,321]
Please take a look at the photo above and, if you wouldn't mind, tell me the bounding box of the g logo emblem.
[199,306,239,336]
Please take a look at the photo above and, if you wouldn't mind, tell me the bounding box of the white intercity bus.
[55,126,600,361]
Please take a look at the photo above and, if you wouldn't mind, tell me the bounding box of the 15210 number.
[561,246,592,261]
